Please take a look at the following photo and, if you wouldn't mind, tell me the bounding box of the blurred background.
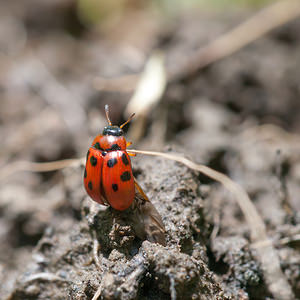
[1,0,300,298]
[1,0,299,160]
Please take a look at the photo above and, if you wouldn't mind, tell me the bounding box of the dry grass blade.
[23,273,70,283]
[125,51,166,118]
[0,158,83,182]
[125,51,167,141]
[91,281,103,300]
[129,150,265,241]
[127,149,295,300]
[278,234,300,246]
[170,0,300,81]
[92,231,103,272]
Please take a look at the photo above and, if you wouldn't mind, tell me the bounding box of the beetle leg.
[127,142,136,156]
[134,178,150,201]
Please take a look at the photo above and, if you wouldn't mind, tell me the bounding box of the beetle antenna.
[105,104,112,125]
[120,113,135,129]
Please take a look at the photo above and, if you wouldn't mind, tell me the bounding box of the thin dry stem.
[278,234,300,246]
[91,281,103,300]
[0,158,83,182]
[129,149,266,241]
[92,231,103,272]
[125,51,166,142]
[23,272,70,283]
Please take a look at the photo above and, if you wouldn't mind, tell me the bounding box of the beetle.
[83,105,166,245]
[83,105,155,209]
[83,105,137,211]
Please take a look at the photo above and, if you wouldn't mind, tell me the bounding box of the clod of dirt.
[210,237,268,300]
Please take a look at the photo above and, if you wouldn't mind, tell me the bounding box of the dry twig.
[91,281,103,300]
[92,231,103,272]
[125,51,167,141]
[278,234,300,247]
[0,158,83,182]
[23,272,70,283]
[130,150,265,240]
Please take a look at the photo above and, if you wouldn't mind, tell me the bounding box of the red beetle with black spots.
[84,105,166,245]
[83,105,136,211]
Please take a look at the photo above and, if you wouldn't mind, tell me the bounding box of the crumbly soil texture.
[1,2,300,300]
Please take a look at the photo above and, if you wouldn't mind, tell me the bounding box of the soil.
[0,2,300,300]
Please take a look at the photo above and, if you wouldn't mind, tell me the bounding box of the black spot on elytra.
[84,168,87,178]
[111,144,121,151]
[86,150,90,161]
[88,181,92,190]
[94,142,102,150]
[107,158,117,168]
[106,144,121,151]
[90,156,97,166]
[102,151,107,156]
[120,171,131,182]
[112,184,118,191]
[122,153,129,165]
